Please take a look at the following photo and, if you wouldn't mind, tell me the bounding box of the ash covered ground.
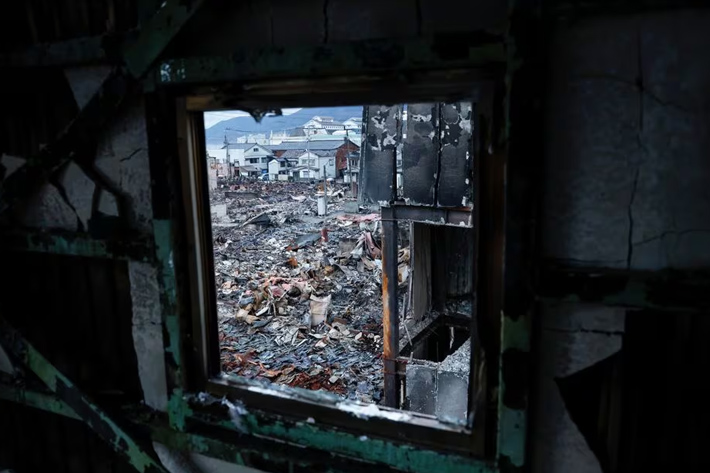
[211,180,409,403]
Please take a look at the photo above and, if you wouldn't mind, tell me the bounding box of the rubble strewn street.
[212,180,408,404]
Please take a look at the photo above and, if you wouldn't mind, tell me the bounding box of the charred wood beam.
[155,34,505,87]
[123,0,207,78]
[0,318,169,473]
[537,265,710,312]
[0,0,208,217]
[0,35,113,68]
[0,381,497,473]
[0,69,134,215]
[0,230,154,261]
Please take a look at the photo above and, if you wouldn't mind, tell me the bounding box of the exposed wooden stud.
[0,0,209,218]
[155,36,506,86]
[123,0,207,78]
[0,318,169,473]
[0,230,154,261]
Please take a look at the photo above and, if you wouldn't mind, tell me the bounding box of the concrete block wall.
[405,340,470,423]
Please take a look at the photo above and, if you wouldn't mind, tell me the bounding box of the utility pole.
[323,163,328,215]
[223,133,231,178]
[344,126,355,196]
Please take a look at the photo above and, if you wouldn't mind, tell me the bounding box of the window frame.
[173,72,522,470]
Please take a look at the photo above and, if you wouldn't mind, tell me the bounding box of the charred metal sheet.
[360,105,402,205]
[437,102,473,207]
[381,205,472,228]
[0,230,154,261]
[0,318,169,473]
[403,103,439,205]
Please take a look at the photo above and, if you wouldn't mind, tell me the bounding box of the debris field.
[211,180,410,404]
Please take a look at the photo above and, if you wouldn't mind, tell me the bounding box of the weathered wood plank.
[437,102,473,207]
[403,104,439,205]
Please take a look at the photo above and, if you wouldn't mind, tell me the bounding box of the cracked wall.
[543,10,710,270]
[536,9,710,473]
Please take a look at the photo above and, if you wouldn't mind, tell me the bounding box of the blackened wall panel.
[360,105,401,204]
[402,103,439,205]
[437,102,473,207]
[0,252,143,403]
[619,311,710,472]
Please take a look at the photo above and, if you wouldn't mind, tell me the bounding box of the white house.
[267,157,291,181]
[243,143,273,171]
[222,143,273,173]
[291,151,336,179]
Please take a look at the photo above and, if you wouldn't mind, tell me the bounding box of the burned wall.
[535,9,710,473]
[165,0,506,56]
[543,10,710,270]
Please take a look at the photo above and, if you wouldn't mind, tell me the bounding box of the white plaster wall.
[531,303,625,473]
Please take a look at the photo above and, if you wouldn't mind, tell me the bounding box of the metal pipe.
[382,218,400,408]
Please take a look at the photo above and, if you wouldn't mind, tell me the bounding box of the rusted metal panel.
[437,102,473,207]
[360,105,401,204]
[403,103,439,205]
[382,219,400,408]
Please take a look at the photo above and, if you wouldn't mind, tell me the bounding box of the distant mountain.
[205,106,363,147]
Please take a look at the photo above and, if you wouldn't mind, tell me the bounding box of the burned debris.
[211,180,410,403]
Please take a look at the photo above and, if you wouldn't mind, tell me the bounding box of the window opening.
[202,102,476,425]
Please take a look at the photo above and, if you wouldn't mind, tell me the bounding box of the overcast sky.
[203,108,302,128]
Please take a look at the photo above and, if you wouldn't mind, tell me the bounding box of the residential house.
[242,143,273,173]
[269,139,360,178]
[344,150,360,184]
[220,142,253,166]
[267,157,291,181]
[221,142,273,175]
[292,151,334,179]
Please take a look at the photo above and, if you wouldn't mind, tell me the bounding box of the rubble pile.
[212,181,409,403]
